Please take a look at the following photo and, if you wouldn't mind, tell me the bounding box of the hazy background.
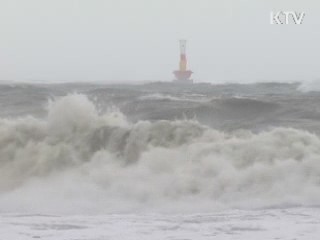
[0,0,319,83]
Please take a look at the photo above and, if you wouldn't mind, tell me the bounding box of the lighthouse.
[173,40,193,83]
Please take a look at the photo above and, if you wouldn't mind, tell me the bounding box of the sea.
[1,81,320,239]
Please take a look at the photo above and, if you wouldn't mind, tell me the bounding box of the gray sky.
[0,0,319,83]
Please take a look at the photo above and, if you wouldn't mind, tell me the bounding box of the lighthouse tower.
[173,40,193,83]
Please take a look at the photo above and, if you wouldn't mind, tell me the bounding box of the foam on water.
[298,80,320,92]
[1,94,320,214]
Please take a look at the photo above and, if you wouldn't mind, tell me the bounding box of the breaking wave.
[1,94,320,214]
[298,80,320,92]
[139,93,207,102]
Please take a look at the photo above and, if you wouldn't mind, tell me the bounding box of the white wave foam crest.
[298,80,320,92]
[1,94,320,214]
[139,93,208,102]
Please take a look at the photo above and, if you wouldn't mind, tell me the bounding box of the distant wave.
[298,80,320,92]
[210,97,278,111]
[139,93,208,102]
[1,94,320,214]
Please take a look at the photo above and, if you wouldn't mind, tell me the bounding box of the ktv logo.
[270,11,305,25]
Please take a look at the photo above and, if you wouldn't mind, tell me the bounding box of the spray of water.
[1,94,320,214]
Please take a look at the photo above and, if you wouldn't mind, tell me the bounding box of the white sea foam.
[1,94,320,214]
[139,93,208,102]
[298,79,320,92]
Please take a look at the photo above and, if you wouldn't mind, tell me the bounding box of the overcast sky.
[0,0,319,83]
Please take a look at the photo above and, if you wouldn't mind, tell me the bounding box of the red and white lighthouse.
[173,40,193,83]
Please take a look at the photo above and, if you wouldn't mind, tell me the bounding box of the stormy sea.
[1,81,320,239]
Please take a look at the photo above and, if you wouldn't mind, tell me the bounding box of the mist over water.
[0,82,320,214]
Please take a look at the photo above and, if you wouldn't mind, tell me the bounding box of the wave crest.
[1,94,320,213]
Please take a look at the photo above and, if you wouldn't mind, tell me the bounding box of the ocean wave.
[298,80,320,92]
[139,93,208,102]
[1,94,320,214]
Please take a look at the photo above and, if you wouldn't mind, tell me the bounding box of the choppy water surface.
[1,82,320,239]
